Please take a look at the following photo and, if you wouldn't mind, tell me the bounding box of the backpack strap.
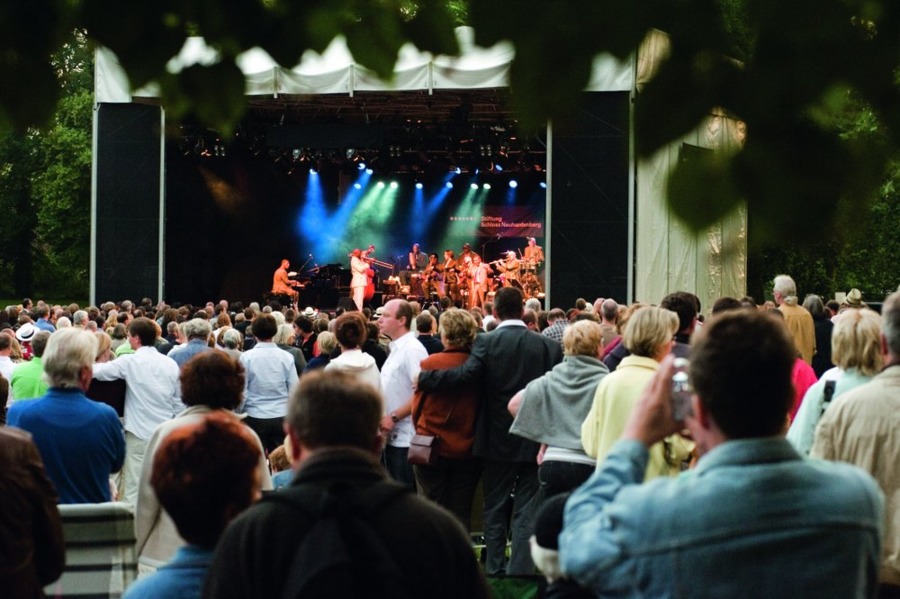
[820,380,837,416]
[269,479,411,599]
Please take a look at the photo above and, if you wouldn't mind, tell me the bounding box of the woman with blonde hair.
[508,319,610,502]
[408,308,481,529]
[582,306,692,480]
[788,308,882,455]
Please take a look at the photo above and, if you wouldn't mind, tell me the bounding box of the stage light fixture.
[470,183,478,190]
[540,181,547,188]
[483,183,492,190]
[376,181,385,188]
[415,182,424,189]
[358,163,366,170]
[354,183,362,190]
[366,168,374,175]
[390,181,399,189]
[455,167,462,174]
[509,180,518,188]
[446,182,454,189]
[310,167,318,175]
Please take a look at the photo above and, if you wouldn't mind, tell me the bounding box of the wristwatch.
[390,412,400,423]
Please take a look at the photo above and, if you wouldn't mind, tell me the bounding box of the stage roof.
[95,27,635,104]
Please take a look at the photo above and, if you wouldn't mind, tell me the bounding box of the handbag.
[408,433,439,466]
[407,388,454,466]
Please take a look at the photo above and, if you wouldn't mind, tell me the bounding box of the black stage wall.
[94,96,631,310]
[549,92,630,308]
[94,104,163,303]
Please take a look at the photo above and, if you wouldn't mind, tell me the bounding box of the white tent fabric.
[95,27,634,102]
[634,30,747,306]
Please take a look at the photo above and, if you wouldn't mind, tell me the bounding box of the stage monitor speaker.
[94,103,162,303]
[549,92,630,308]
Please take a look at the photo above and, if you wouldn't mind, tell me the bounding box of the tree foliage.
[3,0,898,244]
[0,32,92,298]
[1,1,898,299]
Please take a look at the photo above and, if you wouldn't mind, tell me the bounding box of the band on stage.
[271,237,544,311]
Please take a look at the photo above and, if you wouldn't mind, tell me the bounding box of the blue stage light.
[415,182,424,189]
[509,180,518,189]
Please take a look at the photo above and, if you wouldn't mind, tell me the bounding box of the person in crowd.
[766,308,818,421]
[660,291,699,358]
[9,330,51,401]
[268,436,295,490]
[273,323,306,376]
[711,296,743,314]
[417,287,562,575]
[293,315,317,363]
[541,308,568,345]
[239,313,298,454]
[788,307,883,454]
[803,294,835,378]
[204,370,490,599]
[582,306,693,480]
[86,330,127,416]
[134,351,270,575]
[7,328,125,503]
[409,308,482,529]
[598,299,618,347]
[304,331,335,371]
[0,426,65,598]
[774,274,815,364]
[325,312,381,392]
[0,335,18,395]
[14,322,36,361]
[219,328,243,361]
[33,305,55,332]
[378,299,428,486]
[362,321,388,370]
[168,318,213,369]
[124,414,263,599]
[560,310,884,598]
[813,291,900,594]
[601,302,647,371]
[509,320,610,503]
[415,311,444,355]
[92,317,182,505]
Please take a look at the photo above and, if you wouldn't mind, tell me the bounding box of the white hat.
[303,307,316,317]
[16,323,36,342]
[374,306,385,317]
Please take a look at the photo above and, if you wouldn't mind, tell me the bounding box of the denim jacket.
[560,438,883,598]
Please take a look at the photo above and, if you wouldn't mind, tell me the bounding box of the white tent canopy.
[95,26,635,102]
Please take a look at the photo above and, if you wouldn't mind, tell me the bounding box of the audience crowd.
[2,276,899,598]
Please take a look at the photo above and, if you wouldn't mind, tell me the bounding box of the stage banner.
[446,206,545,239]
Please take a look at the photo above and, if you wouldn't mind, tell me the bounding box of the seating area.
[45,503,137,599]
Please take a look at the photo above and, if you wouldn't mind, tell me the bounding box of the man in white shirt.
[239,313,299,454]
[92,317,182,505]
[378,298,428,487]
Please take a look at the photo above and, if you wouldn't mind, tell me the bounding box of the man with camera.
[560,309,883,598]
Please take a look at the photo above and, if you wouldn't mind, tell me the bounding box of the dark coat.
[417,322,562,463]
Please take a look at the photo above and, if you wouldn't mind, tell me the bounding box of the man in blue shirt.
[560,309,884,598]
[8,328,125,503]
